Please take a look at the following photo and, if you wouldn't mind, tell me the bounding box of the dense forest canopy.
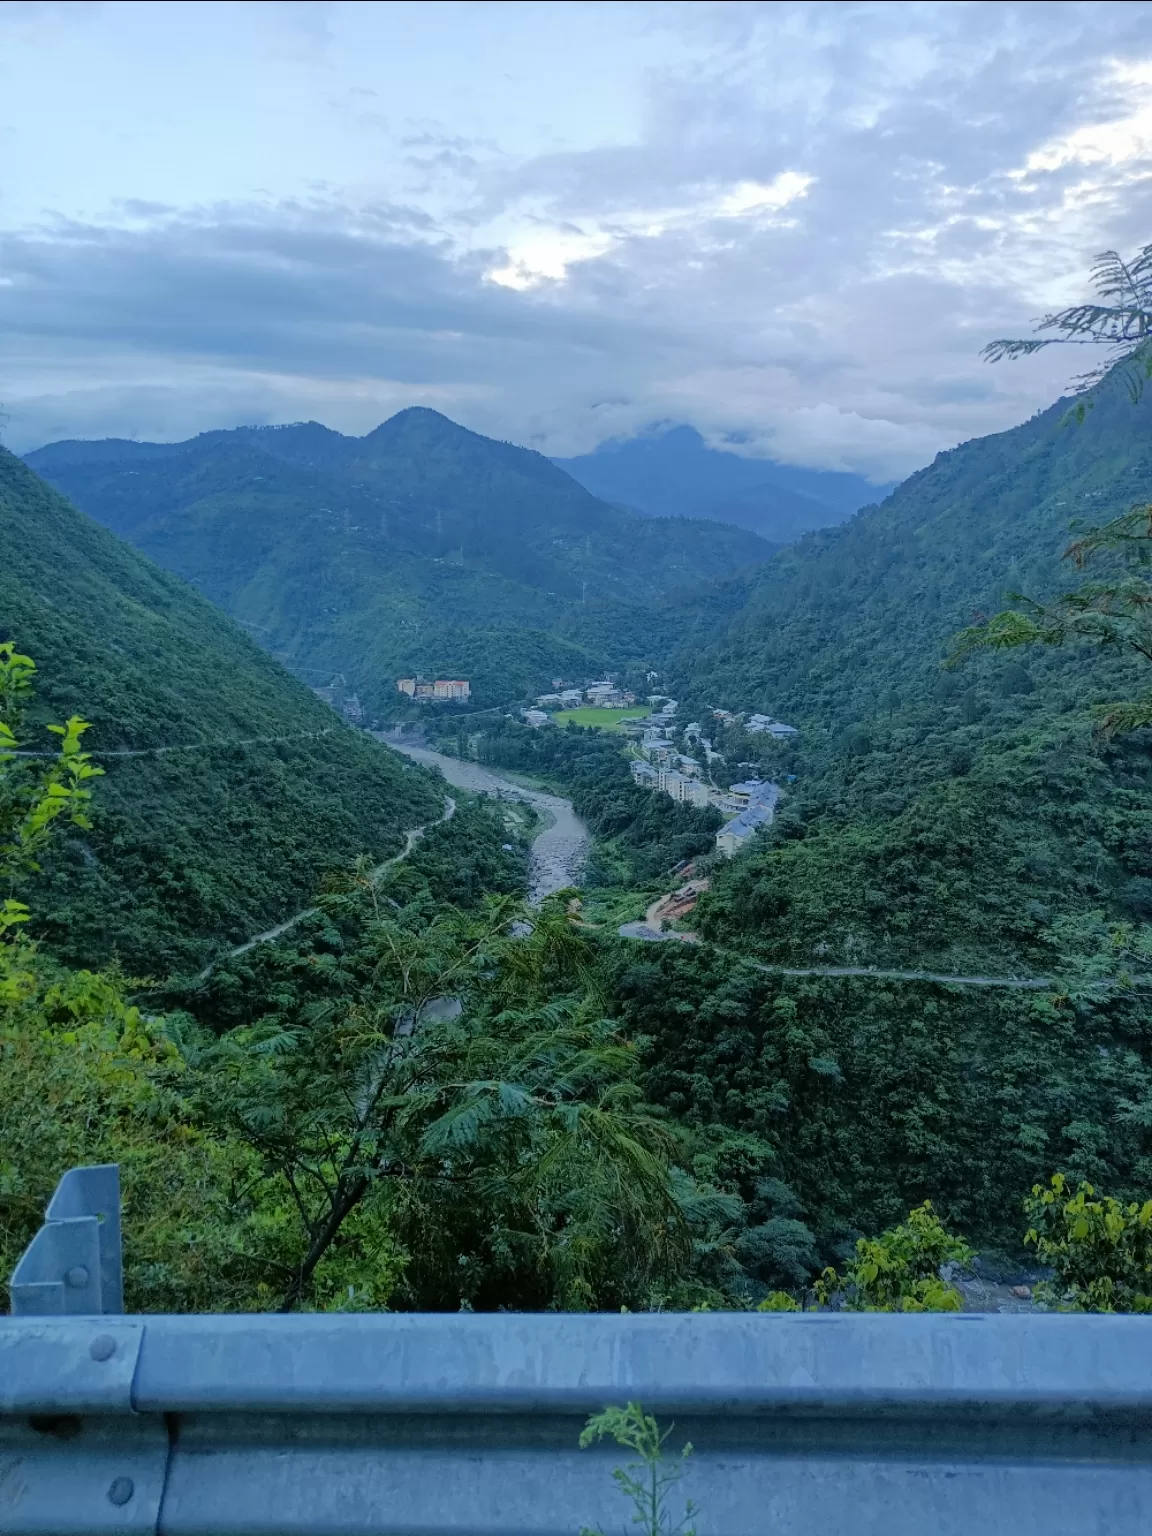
[0,447,442,973]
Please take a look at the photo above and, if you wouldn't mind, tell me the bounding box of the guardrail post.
[9,1164,123,1315]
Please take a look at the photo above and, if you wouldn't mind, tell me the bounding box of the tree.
[1024,1173,1152,1312]
[205,888,691,1312]
[983,243,1152,398]
[814,1201,974,1312]
[950,503,1152,733]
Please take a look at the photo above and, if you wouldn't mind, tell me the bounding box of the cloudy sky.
[3,0,1152,478]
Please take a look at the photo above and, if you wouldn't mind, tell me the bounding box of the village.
[384,670,795,859]
[527,680,796,858]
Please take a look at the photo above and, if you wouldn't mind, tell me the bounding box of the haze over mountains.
[26,409,776,714]
[556,425,894,543]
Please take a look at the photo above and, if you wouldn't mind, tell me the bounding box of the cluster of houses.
[533,681,639,709]
[396,677,472,702]
[629,720,780,856]
[711,708,797,739]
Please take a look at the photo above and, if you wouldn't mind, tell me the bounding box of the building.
[630,759,658,784]
[745,713,797,738]
[396,677,470,701]
[727,778,771,808]
[716,801,774,858]
[522,709,549,728]
[682,778,712,808]
[656,768,712,808]
[432,680,471,701]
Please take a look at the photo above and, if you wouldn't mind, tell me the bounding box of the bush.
[814,1201,974,1312]
[1024,1173,1152,1312]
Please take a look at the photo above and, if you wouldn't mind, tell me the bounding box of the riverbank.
[378,736,590,903]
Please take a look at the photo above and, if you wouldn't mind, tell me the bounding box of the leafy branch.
[983,244,1152,398]
[950,505,1152,734]
[0,641,103,893]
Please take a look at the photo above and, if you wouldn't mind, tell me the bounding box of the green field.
[552,707,647,731]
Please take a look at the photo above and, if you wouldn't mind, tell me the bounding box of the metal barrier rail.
[5,1168,1152,1535]
[4,1310,1152,1535]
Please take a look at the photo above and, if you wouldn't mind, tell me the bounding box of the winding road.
[15,729,337,760]
[194,792,456,981]
[195,734,1069,993]
[382,740,1067,992]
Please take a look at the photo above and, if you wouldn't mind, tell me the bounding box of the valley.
[5,336,1152,1317]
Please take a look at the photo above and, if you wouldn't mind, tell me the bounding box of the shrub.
[1024,1173,1152,1312]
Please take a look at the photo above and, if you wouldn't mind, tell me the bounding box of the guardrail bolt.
[89,1335,117,1362]
[107,1477,135,1506]
[64,1265,90,1288]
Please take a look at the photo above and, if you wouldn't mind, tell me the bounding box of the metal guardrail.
[9,1163,122,1316]
[5,1169,1152,1534]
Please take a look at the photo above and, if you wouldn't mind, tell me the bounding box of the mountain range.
[25,410,776,714]
[555,425,893,543]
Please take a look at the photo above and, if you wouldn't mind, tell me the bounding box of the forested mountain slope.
[677,378,1151,734]
[588,379,1152,1253]
[26,410,775,711]
[0,448,441,973]
[672,374,1152,979]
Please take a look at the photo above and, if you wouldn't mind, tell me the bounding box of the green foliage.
[613,933,1152,1263]
[814,1202,973,1312]
[190,894,691,1312]
[579,1403,696,1536]
[26,410,773,718]
[0,642,102,888]
[0,942,300,1313]
[755,1290,801,1312]
[0,447,443,972]
[1024,1172,1152,1313]
[0,650,303,1312]
[951,503,1152,735]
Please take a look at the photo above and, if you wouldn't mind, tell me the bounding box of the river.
[381,738,590,904]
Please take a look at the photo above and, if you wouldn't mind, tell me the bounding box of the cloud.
[4,0,1152,477]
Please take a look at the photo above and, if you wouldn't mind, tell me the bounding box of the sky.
[3,0,1152,479]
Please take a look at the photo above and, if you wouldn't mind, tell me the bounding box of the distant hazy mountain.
[25,409,776,713]
[554,425,894,542]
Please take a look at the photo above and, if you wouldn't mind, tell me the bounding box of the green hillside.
[665,375,1152,974]
[25,409,775,713]
[0,448,442,974]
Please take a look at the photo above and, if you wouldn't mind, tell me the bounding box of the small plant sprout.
[579,1401,697,1536]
